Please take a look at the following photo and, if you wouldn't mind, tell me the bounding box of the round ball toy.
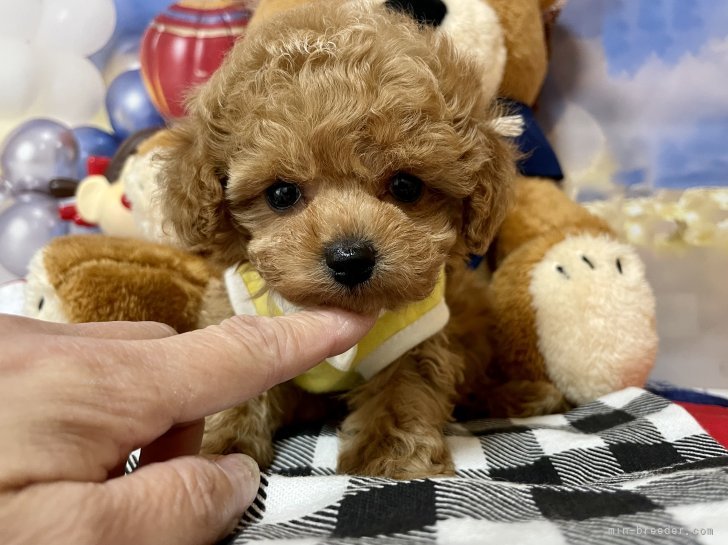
[0,192,68,277]
[140,0,254,118]
[105,69,165,140]
[1,118,79,193]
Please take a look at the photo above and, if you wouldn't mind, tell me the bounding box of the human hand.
[0,311,373,545]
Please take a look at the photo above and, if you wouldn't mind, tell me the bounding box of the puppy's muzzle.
[324,239,376,287]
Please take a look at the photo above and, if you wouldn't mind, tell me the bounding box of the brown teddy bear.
[476,178,657,417]
[408,0,659,417]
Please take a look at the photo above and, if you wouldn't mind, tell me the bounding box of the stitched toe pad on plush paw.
[529,234,658,405]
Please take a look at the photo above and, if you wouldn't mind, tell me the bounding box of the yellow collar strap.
[224,264,449,393]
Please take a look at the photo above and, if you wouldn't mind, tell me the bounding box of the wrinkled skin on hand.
[0,311,372,545]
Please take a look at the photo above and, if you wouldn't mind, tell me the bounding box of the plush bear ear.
[383,0,448,27]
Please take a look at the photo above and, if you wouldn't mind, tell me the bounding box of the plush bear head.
[249,0,559,106]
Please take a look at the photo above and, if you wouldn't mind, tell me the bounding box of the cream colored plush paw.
[23,248,69,323]
[529,234,657,405]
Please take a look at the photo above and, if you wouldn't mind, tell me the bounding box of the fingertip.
[216,454,261,511]
[123,309,377,427]
[305,308,376,353]
[103,455,262,545]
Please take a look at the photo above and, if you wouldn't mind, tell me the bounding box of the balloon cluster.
[0,0,164,276]
[0,0,255,277]
[0,0,121,125]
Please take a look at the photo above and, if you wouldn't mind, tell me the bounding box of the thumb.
[105,454,259,545]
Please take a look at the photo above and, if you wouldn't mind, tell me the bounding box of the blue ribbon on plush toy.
[503,98,564,181]
[469,99,564,268]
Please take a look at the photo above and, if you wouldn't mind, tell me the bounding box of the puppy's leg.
[201,387,287,468]
[338,332,461,479]
[446,266,497,419]
[202,382,343,468]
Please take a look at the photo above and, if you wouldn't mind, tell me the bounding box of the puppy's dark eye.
[389,172,423,203]
[266,180,302,211]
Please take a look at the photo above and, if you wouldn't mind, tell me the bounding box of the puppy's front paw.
[337,424,454,479]
[201,410,275,469]
[487,380,571,418]
[201,429,275,468]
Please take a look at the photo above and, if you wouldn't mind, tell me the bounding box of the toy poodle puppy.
[158,0,514,478]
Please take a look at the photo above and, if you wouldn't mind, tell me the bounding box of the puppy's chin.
[280,287,391,315]
[267,268,444,315]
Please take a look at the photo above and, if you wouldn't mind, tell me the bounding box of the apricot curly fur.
[158,1,516,477]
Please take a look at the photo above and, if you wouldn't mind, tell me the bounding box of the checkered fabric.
[210,388,728,544]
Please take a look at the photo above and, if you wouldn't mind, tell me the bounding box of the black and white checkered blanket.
[217,388,728,544]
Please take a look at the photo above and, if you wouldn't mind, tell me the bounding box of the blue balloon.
[72,126,120,178]
[114,0,171,37]
[105,69,165,140]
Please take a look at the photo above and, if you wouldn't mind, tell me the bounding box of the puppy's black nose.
[324,240,376,287]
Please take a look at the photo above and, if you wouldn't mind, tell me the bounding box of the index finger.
[0,309,372,487]
[128,309,372,426]
[0,314,177,340]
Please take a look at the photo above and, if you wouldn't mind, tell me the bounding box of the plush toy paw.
[485,178,659,415]
[528,233,657,404]
[489,227,658,411]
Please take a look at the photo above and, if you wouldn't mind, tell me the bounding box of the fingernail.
[217,454,260,510]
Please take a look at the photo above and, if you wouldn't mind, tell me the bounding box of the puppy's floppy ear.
[158,73,250,265]
[461,123,516,254]
[426,34,516,255]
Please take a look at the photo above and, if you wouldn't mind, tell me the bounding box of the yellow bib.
[224,264,449,393]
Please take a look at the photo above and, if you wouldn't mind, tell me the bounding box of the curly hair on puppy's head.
[159,0,515,312]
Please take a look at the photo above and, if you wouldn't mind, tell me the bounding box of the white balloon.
[0,38,40,117]
[32,51,106,125]
[0,0,43,42]
[34,0,117,56]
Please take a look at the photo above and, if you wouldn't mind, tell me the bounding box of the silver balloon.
[0,180,13,212]
[0,192,68,277]
[0,118,79,193]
